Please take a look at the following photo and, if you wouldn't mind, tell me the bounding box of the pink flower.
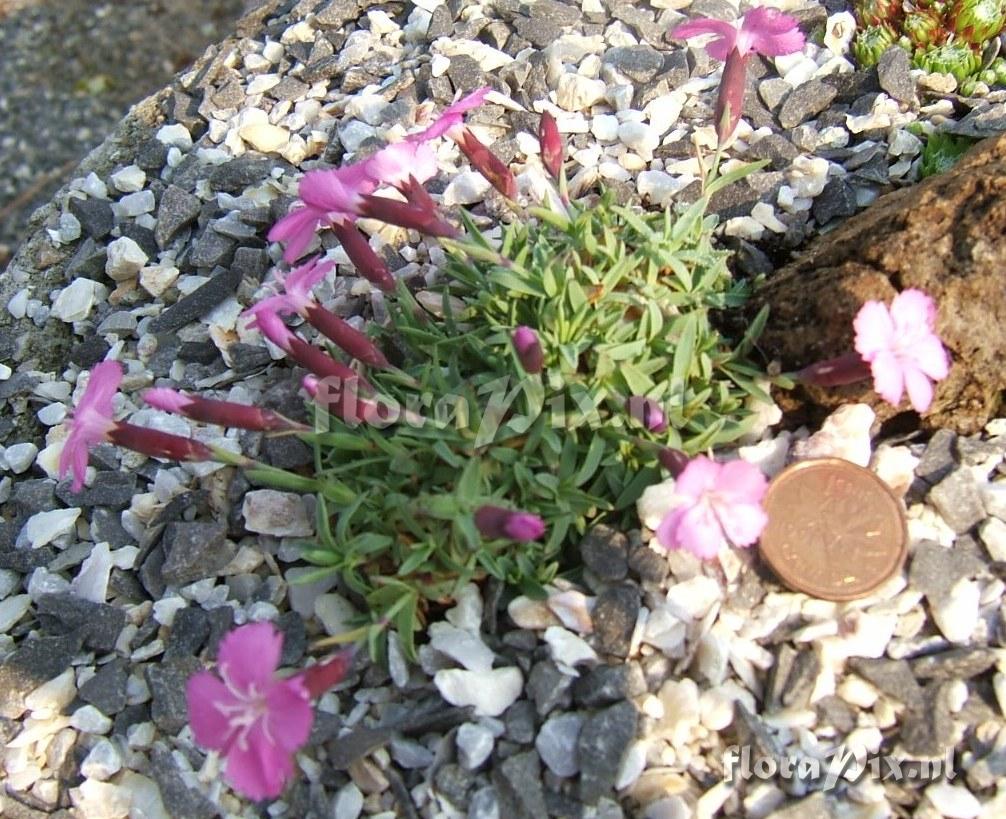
[411,87,492,142]
[474,505,546,542]
[59,361,121,492]
[186,623,313,801]
[363,140,439,189]
[246,257,334,321]
[655,456,768,560]
[671,8,804,143]
[671,7,805,61]
[626,396,667,434]
[853,289,950,413]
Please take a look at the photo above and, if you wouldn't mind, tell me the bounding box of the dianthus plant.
[62,92,772,658]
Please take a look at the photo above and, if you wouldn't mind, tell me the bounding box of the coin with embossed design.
[758,458,907,601]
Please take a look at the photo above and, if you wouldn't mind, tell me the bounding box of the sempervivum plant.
[851,0,1006,82]
[913,39,983,79]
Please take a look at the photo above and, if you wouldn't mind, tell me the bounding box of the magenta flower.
[512,326,544,374]
[474,505,547,542]
[655,456,768,560]
[186,623,313,801]
[411,87,492,142]
[59,361,214,491]
[59,361,120,491]
[853,289,950,414]
[672,8,804,143]
[249,257,334,318]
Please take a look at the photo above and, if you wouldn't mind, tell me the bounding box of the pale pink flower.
[411,87,492,141]
[363,140,439,189]
[245,258,334,321]
[853,289,950,413]
[59,360,121,492]
[186,623,313,801]
[655,456,768,560]
[671,8,804,143]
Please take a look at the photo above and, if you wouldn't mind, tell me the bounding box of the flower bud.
[512,326,544,374]
[474,505,546,542]
[626,396,667,434]
[657,447,690,477]
[538,111,563,180]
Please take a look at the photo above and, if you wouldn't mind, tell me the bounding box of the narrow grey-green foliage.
[299,177,770,658]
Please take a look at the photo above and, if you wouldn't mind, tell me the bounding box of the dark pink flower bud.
[143,388,304,432]
[456,129,518,200]
[474,505,546,542]
[108,423,215,463]
[626,396,668,433]
[657,447,690,477]
[512,326,544,374]
[715,50,749,144]
[329,221,397,292]
[538,111,563,180]
[303,304,390,369]
[794,351,872,387]
[303,375,397,427]
[299,648,355,699]
[358,181,459,239]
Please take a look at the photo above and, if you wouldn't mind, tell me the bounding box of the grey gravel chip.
[577,701,638,804]
[147,265,243,333]
[160,520,234,586]
[928,468,987,533]
[154,185,202,248]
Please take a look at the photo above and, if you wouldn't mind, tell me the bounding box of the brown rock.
[753,134,1006,434]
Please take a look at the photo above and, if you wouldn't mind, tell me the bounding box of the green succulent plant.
[948,0,1006,44]
[854,0,905,28]
[903,9,949,47]
[920,131,980,176]
[852,24,901,67]
[913,40,983,80]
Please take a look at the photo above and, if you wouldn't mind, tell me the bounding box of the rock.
[536,712,584,777]
[429,622,495,672]
[492,750,548,819]
[579,525,629,581]
[916,429,958,484]
[0,594,30,631]
[148,744,217,819]
[155,185,202,248]
[811,177,858,225]
[924,782,981,818]
[81,737,124,780]
[603,46,664,83]
[78,658,129,715]
[188,228,235,269]
[578,700,638,803]
[792,403,875,466]
[911,647,996,680]
[208,156,272,194]
[160,520,234,586]
[526,660,574,716]
[242,490,313,537]
[777,79,838,129]
[929,468,986,533]
[573,663,647,707]
[71,704,114,734]
[748,134,799,171]
[68,197,114,239]
[556,73,606,110]
[456,722,495,770]
[591,584,639,656]
[931,578,980,643]
[146,656,201,734]
[754,134,1006,433]
[876,48,915,104]
[434,667,523,717]
[147,265,243,333]
[20,507,80,548]
[105,236,149,281]
[544,626,598,670]
[35,593,125,652]
[847,657,924,710]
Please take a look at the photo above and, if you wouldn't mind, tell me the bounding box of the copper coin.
[758,458,907,601]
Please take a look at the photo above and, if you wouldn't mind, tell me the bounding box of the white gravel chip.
[0,594,31,632]
[51,279,108,322]
[456,722,495,770]
[155,123,192,150]
[21,507,81,549]
[434,667,523,717]
[4,442,38,473]
[242,489,313,536]
[536,712,584,777]
[81,737,124,780]
[105,237,149,282]
[924,782,981,818]
[70,705,113,734]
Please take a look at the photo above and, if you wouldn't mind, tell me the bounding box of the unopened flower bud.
[512,326,544,374]
[474,505,546,542]
[626,396,667,433]
[538,111,563,180]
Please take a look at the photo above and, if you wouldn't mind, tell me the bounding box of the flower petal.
[674,503,726,560]
[716,501,768,548]
[268,207,323,263]
[870,350,905,407]
[740,7,805,56]
[715,459,768,505]
[853,300,895,361]
[674,18,738,61]
[264,678,313,751]
[673,455,721,500]
[218,623,283,693]
[224,722,296,802]
[186,672,239,751]
[889,288,937,334]
[911,334,950,381]
[903,365,935,414]
[655,506,687,551]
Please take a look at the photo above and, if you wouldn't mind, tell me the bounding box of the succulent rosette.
[948,0,1006,44]
[913,40,982,80]
[852,24,900,66]
[854,0,905,27]
[903,8,948,47]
